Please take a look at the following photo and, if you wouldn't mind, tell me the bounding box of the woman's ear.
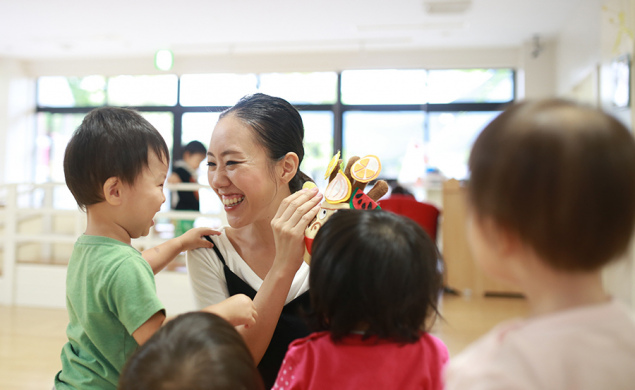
[103,177,123,206]
[277,152,300,184]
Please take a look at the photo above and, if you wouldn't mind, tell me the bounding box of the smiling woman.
[186,93,323,388]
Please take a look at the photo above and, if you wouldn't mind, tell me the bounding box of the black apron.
[206,236,311,388]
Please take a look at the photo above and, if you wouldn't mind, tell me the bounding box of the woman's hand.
[177,227,220,252]
[270,187,323,273]
[203,294,258,328]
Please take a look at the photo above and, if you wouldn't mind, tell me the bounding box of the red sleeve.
[272,341,310,389]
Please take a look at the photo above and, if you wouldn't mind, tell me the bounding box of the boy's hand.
[203,294,258,328]
[177,227,220,252]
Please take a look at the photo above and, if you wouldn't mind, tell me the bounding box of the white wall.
[13,264,196,315]
[519,38,558,99]
[23,47,520,77]
[557,0,635,308]
[0,59,35,185]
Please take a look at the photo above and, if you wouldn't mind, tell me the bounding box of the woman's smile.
[222,194,245,208]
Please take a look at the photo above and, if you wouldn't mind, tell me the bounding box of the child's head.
[64,107,169,211]
[182,140,207,170]
[119,312,264,390]
[309,209,442,343]
[468,98,635,272]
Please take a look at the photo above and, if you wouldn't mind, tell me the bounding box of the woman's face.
[207,114,286,228]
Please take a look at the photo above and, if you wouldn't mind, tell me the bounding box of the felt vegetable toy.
[303,152,388,264]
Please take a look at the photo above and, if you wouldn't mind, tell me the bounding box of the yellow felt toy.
[303,152,389,264]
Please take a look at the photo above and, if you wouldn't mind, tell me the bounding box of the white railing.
[0,182,225,306]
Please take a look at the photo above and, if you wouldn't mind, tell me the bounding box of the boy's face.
[184,151,206,171]
[120,150,168,238]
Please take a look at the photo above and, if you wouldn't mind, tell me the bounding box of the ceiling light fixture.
[154,49,174,71]
[424,0,471,14]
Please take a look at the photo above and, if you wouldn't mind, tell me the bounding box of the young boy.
[444,99,635,389]
[54,107,257,390]
[168,140,207,236]
[118,312,264,390]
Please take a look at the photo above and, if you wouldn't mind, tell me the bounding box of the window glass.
[35,113,85,183]
[181,112,222,216]
[341,69,427,104]
[108,75,178,106]
[427,69,514,103]
[180,73,258,106]
[140,111,174,155]
[135,112,174,214]
[34,113,87,209]
[259,73,337,104]
[299,111,334,188]
[182,112,219,149]
[37,76,106,107]
[427,111,501,180]
[343,111,425,181]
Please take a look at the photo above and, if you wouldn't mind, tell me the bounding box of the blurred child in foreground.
[444,99,635,389]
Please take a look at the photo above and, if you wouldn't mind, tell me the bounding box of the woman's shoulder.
[189,226,231,254]
[188,227,230,265]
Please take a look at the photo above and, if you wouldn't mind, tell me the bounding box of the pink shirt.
[273,331,448,390]
[444,300,635,390]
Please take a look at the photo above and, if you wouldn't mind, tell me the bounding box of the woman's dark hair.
[219,93,312,192]
[309,209,443,343]
[63,106,169,211]
[468,98,635,271]
[119,312,264,390]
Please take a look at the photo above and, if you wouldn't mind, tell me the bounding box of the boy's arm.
[132,310,166,346]
[202,294,258,328]
[142,227,219,274]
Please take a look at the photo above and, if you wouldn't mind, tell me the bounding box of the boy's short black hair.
[119,312,264,390]
[310,209,442,343]
[182,140,207,156]
[63,107,169,210]
[468,98,635,271]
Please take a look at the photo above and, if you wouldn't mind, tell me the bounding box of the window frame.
[35,70,515,179]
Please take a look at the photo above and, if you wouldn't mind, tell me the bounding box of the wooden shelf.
[442,179,523,297]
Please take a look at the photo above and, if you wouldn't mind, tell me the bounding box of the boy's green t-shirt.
[54,235,165,390]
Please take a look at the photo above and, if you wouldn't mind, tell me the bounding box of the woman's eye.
[207,161,216,167]
[226,161,239,166]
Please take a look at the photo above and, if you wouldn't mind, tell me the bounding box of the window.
[341,69,427,104]
[427,111,501,180]
[35,69,514,188]
[299,111,334,188]
[108,75,178,106]
[259,72,337,104]
[343,111,425,180]
[427,69,514,103]
[180,74,258,106]
[37,76,106,107]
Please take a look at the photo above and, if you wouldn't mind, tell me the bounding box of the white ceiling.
[0,0,584,60]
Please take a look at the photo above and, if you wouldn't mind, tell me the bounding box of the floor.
[0,294,529,390]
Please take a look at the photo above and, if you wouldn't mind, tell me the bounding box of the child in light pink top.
[444,99,635,390]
